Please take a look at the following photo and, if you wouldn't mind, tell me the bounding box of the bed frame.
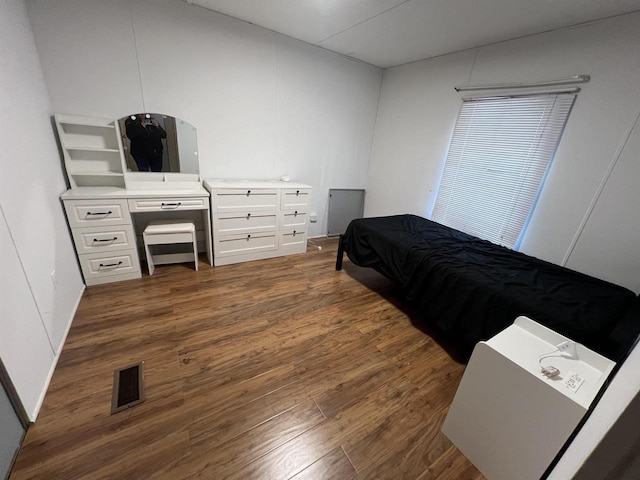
[336,214,638,360]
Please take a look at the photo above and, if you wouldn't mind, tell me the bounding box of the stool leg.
[192,232,198,271]
[144,234,155,276]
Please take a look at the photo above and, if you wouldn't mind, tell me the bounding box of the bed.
[336,214,639,361]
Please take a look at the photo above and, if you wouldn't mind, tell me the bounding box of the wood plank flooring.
[10,238,483,480]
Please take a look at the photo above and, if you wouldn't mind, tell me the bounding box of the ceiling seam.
[315,0,413,45]
[182,1,383,68]
[385,8,640,70]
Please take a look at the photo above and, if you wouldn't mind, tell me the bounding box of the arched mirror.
[117,113,199,175]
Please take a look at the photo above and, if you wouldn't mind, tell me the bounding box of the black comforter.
[340,214,637,359]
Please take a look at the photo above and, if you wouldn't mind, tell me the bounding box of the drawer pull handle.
[99,261,123,269]
[247,213,251,219]
[161,202,182,209]
[93,237,118,243]
[296,190,300,195]
[293,230,297,236]
[294,210,298,216]
[86,211,112,217]
[247,234,251,240]
[246,190,251,196]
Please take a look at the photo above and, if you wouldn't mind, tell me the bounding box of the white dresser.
[62,187,213,285]
[204,179,312,266]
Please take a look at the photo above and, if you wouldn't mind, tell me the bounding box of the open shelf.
[66,147,120,153]
[55,114,127,189]
[56,113,116,128]
[70,172,126,188]
[69,171,124,177]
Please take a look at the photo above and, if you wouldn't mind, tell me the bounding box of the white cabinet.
[62,197,141,285]
[215,211,278,235]
[71,224,137,254]
[61,188,214,286]
[127,197,207,212]
[64,198,130,227]
[281,188,311,210]
[212,188,279,213]
[205,179,312,266]
[55,114,127,189]
[78,250,141,282]
[442,316,615,480]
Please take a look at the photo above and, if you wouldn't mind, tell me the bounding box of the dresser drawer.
[279,228,307,255]
[72,224,136,254]
[79,250,141,282]
[64,199,130,227]
[214,232,277,258]
[128,197,207,212]
[281,210,308,229]
[281,188,311,210]
[214,211,277,235]
[213,189,278,213]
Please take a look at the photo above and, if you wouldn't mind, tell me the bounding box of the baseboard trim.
[30,284,85,422]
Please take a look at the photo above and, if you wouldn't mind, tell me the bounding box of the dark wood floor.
[10,238,482,479]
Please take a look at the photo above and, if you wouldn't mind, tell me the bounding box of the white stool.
[143,220,198,275]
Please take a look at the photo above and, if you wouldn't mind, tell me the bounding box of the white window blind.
[432,92,576,249]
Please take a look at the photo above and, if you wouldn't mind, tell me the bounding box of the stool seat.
[144,220,196,235]
[143,219,198,275]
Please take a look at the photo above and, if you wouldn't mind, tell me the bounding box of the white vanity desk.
[55,112,211,286]
[61,185,213,286]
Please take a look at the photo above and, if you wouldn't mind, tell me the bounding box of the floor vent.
[111,362,145,414]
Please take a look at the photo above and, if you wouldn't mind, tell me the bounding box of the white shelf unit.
[55,114,126,188]
[442,316,615,480]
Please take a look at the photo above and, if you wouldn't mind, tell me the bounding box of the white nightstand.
[442,316,615,480]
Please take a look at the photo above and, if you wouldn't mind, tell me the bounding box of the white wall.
[549,341,640,479]
[0,0,85,420]
[366,13,640,294]
[25,0,383,237]
[366,12,640,479]
[570,380,640,479]
[365,50,476,218]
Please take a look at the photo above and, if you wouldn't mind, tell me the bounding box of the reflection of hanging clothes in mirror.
[162,117,180,172]
[118,113,197,174]
[124,114,167,172]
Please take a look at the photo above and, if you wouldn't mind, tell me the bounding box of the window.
[432,92,576,249]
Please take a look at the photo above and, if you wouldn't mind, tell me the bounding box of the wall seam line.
[0,203,56,354]
[561,100,640,266]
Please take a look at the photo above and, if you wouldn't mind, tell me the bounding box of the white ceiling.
[188,0,640,68]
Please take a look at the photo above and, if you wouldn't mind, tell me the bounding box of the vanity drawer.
[213,189,278,213]
[281,209,308,229]
[279,228,307,255]
[64,199,130,227]
[281,188,311,210]
[79,250,141,283]
[214,232,277,258]
[128,197,207,212]
[214,211,277,235]
[72,224,136,254]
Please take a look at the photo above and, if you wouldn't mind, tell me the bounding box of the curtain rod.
[462,86,581,101]
[455,74,590,92]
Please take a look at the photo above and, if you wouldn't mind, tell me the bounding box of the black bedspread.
[340,214,637,359]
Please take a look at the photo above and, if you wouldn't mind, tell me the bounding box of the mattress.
[341,214,637,358]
